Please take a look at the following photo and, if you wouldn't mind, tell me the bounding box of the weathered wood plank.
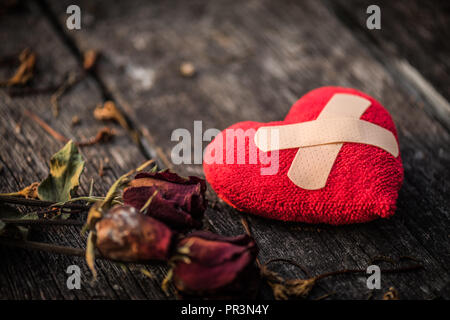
[328,0,450,130]
[331,0,450,98]
[45,0,450,300]
[0,1,169,299]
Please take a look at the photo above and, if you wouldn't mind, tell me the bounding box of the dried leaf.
[76,127,116,146]
[71,116,81,126]
[161,268,174,296]
[180,62,196,77]
[93,101,129,130]
[0,48,36,87]
[140,268,154,279]
[0,182,39,199]
[383,287,399,300]
[83,202,102,234]
[26,110,114,147]
[37,141,85,203]
[86,231,97,279]
[83,50,98,71]
[268,278,316,300]
[261,265,316,300]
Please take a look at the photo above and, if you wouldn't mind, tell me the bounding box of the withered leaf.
[83,50,98,71]
[37,140,85,203]
[383,287,399,300]
[0,182,40,199]
[0,48,36,87]
[86,230,97,279]
[268,277,316,300]
[261,264,316,300]
[180,62,196,77]
[76,127,116,147]
[93,101,129,130]
[140,268,154,279]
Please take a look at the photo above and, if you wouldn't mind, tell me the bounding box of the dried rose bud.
[172,231,260,299]
[123,170,207,230]
[95,205,173,262]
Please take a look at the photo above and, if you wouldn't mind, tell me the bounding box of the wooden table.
[0,0,448,299]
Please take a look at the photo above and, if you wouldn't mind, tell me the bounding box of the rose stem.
[2,219,83,226]
[0,195,88,209]
[0,238,86,257]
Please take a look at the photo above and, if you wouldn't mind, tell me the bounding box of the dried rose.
[123,170,207,230]
[171,231,260,299]
[95,205,174,262]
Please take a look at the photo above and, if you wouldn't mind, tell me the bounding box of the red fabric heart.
[203,87,403,224]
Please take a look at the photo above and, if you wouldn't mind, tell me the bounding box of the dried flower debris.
[0,48,36,87]
[83,49,98,71]
[180,62,196,77]
[0,150,424,300]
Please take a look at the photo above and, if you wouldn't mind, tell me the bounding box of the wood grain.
[1,0,448,299]
[327,0,450,131]
[0,1,169,299]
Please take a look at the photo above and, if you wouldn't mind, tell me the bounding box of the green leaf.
[0,204,37,239]
[37,141,85,202]
[0,204,35,223]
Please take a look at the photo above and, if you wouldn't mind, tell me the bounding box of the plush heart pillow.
[203,87,403,224]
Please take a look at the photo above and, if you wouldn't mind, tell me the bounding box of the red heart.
[203,87,403,224]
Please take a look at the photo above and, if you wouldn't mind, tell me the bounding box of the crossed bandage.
[254,94,399,190]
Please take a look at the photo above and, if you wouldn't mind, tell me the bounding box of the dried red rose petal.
[172,231,260,299]
[95,205,173,261]
[123,170,207,229]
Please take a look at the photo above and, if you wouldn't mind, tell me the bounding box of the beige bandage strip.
[288,94,370,189]
[255,117,399,155]
[254,94,399,190]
